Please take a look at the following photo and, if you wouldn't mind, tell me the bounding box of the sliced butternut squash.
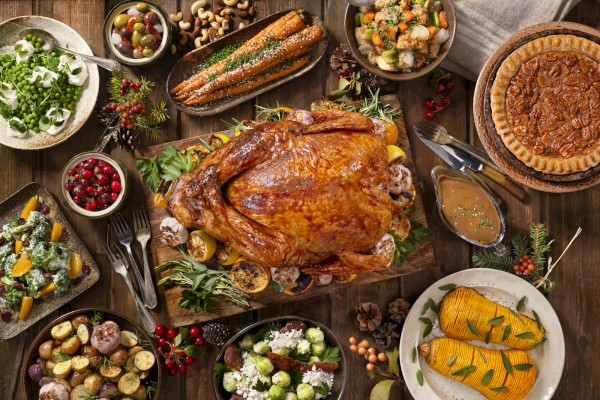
[70,253,83,279]
[50,222,63,242]
[11,252,32,277]
[14,240,23,255]
[35,282,57,298]
[439,287,545,349]
[419,337,536,399]
[20,196,37,219]
[18,295,33,320]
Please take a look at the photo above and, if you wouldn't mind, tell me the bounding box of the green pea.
[25,34,32,40]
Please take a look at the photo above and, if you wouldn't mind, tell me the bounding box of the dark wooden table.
[0,1,598,399]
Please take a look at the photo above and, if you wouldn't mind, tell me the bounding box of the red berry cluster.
[101,80,147,131]
[65,158,122,211]
[423,70,454,120]
[512,254,536,276]
[154,324,206,376]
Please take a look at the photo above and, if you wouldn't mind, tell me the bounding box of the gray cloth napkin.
[443,0,582,81]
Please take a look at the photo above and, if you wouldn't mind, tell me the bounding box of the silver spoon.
[19,28,120,72]
[347,0,376,6]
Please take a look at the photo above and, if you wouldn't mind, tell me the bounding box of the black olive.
[119,27,131,40]
[116,40,134,57]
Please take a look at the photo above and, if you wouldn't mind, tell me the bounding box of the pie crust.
[490,35,600,175]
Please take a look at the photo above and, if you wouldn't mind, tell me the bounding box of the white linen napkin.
[443,0,582,80]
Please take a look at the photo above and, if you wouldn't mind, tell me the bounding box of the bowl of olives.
[104,1,171,66]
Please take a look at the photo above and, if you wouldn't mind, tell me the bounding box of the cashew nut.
[237,0,249,10]
[218,21,230,36]
[224,0,238,6]
[238,22,246,29]
[198,28,209,42]
[215,15,225,24]
[179,31,188,45]
[179,21,192,31]
[197,8,215,22]
[194,37,203,48]
[220,7,233,16]
[170,44,177,55]
[190,0,207,15]
[169,12,183,22]
[210,21,221,30]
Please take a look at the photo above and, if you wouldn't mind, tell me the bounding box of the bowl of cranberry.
[61,151,127,218]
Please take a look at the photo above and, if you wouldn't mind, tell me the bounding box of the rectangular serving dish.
[0,182,100,339]
[166,9,328,116]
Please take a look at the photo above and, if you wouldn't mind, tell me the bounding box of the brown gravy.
[437,176,501,244]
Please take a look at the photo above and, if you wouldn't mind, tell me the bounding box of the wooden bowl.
[212,316,347,400]
[474,21,600,193]
[344,1,456,81]
[21,308,161,400]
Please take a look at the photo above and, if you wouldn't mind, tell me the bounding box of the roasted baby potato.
[51,321,74,340]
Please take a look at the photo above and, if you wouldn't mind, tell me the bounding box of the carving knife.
[414,127,527,202]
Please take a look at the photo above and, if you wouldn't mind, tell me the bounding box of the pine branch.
[530,224,551,267]
[511,234,529,258]
[472,249,515,271]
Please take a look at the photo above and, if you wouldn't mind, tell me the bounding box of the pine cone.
[388,298,411,324]
[359,69,381,92]
[116,128,136,151]
[202,322,233,346]
[372,322,400,347]
[354,302,383,332]
[330,43,357,76]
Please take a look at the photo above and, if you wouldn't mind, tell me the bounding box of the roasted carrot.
[404,10,415,22]
[398,22,408,32]
[182,25,323,104]
[185,57,309,105]
[171,11,306,95]
[427,25,438,39]
[363,10,375,23]
[439,11,448,29]
[372,33,384,47]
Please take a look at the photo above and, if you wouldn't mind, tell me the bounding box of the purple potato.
[99,382,119,397]
[38,376,53,387]
[28,363,44,382]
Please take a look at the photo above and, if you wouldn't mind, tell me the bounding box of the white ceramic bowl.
[61,152,128,218]
[0,16,100,150]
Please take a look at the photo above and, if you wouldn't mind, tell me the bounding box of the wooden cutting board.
[137,95,435,327]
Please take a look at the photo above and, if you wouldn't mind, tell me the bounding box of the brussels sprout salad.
[0,33,88,138]
[216,320,342,400]
[0,196,87,323]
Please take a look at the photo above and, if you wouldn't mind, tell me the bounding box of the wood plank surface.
[0,0,598,399]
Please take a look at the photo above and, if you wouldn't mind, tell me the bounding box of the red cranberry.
[0,283,4,295]
[83,162,94,171]
[22,240,30,248]
[110,181,122,193]
[74,173,80,180]
[80,179,90,188]
[109,192,119,203]
[72,195,84,205]
[97,197,106,205]
[195,336,206,347]
[189,326,200,338]
[154,324,167,337]
[0,310,12,323]
[65,182,74,191]
[82,170,93,179]
[424,109,435,120]
[67,169,75,176]
[434,103,445,112]
[86,158,97,165]
[111,173,120,182]
[177,364,187,374]
[0,270,5,277]
[424,98,435,109]
[43,242,50,250]
[85,201,98,211]
[97,160,107,168]
[85,186,95,195]
[443,96,453,106]
[17,218,25,225]
[14,282,23,290]
[445,80,455,92]
[102,165,115,175]
[164,358,174,370]
[56,247,63,255]
[39,204,50,215]
[97,175,110,186]
[82,264,91,275]
[0,238,6,246]
[166,328,178,340]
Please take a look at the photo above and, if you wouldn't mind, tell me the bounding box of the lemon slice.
[209,133,231,149]
[387,145,406,165]
[231,258,270,293]
[274,106,294,113]
[216,242,241,266]
[187,230,217,262]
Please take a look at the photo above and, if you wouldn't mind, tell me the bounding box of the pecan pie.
[490,35,600,175]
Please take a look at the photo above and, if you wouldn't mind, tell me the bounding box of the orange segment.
[11,252,32,277]
[20,196,38,219]
[14,240,23,255]
[35,282,56,298]
[69,253,83,279]
[50,223,63,242]
[19,296,33,320]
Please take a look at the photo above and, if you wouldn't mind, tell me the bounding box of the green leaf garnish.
[484,331,491,344]
[320,347,341,363]
[532,309,542,330]
[488,316,505,325]
[447,354,457,366]
[411,347,417,363]
[501,325,512,342]
[490,386,508,393]
[466,319,480,336]
[516,296,527,311]
[510,309,527,325]
[416,370,424,386]
[438,283,457,291]
[477,350,487,364]
[529,338,547,349]
[481,369,494,385]
[452,365,476,376]
[423,323,433,338]
[500,350,512,374]
[514,363,533,371]
[515,332,534,339]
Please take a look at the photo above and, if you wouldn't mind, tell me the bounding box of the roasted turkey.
[168,109,410,274]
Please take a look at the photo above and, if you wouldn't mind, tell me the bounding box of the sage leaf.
[370,379,395,400]
[481,369,494,385]
[452,365,476,377]
[423,323,433,338]
[484,331,491,344]
[447,354,457,366]
[438,283,457,291]
[421,298,438,315]
[490,386,508,393]
[487,316,504,325]
[529,338,547,349]
[510,309,526,325]
[500,350,512,374]
[515,331,534,339]
[416,370,424,386]
[532,309,542,330]
[466,319,480,336]
[514,363,533,371]
[411,347,417,363]
[501,325,512,342]
[478,350,487,364]
[419,317,432,325]
[516,296,527,311]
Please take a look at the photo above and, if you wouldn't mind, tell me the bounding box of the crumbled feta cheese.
[266,329,304,352]
[231,354,270,400]
[302,365,335,400]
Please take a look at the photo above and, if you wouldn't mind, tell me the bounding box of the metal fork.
[105,242,156,332]
[415,120,505,174]
[110,213,149,307]
[133,209,157,309]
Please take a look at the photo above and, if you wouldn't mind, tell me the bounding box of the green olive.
[133,22,146,33]
[113,14,130,29]
[131,31,143,46]
[140,34,156,47]
[134,13,144,23]
[132,49,144,59]
[142,47,154,57]
[136,2,148,12]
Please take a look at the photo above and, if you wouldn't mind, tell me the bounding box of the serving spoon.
[19,28,122,73]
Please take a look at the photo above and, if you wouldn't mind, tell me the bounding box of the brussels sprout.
[272,371,291,387]
[268,385,286,400]
[304,327,324,344]
[308,356,321,364]
[256,357,274,375]
[253,341,269,355]
[296,339,311,355]
[310,341,326,356]
[272,348,290,356]
[239,333,256,349]
[296,383,315,400]
[223,372,237,393]
[284,393,299,400]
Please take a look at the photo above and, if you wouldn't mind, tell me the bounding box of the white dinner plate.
[400,268,565,400]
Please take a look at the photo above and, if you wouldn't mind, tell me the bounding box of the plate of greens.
[0,16,99,150]
[0,182,99,339]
